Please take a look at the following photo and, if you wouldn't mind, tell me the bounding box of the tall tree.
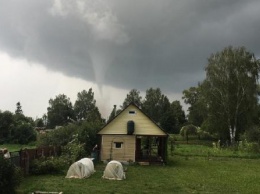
[142,88,174,132]
[171,100,187,134]
[35,118,44,127]
[74,89,102,122]
[0,111,14,141]
[182,86,207,127]
[142,88,164,123]
[121,89,143,109]
[203,46,260,143]
[47,94,75,128]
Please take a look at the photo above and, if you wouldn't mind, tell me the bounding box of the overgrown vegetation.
[30,157,68,175]
[0,156,23,194]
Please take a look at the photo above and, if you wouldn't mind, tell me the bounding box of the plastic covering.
[65,158,95,179]
[102,160,126,180]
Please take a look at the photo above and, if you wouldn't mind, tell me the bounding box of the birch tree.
[203,46,260,143]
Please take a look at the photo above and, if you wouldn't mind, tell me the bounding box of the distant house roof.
[98,103,168,136]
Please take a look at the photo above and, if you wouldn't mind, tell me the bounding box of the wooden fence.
[9,146,61,174]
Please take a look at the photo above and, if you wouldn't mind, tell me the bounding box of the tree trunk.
[229,126,236,145]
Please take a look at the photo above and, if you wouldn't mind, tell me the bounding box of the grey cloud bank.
[0,0,260,93]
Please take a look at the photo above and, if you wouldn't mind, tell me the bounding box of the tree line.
[1,46,260,146]
[0,102,36,144]
[44,87,187,134]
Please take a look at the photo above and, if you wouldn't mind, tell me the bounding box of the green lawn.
[173,143,260,159]
[0,143,36,152]
[17,155,260,194]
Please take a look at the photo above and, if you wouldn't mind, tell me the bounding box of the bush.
[11,122,36,144]
[197,128,218,141]
[0,156,23,193]
[78,121,102,155]
[30,157,68,175]
[37,123,78,147]
[238,140,260,154]
[243,127,260,144]
[61,141,87,164]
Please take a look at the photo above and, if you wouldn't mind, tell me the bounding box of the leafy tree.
[121,89,143,109]
[15,102,23,114]
[182,86,207,126]
[159,108,176,133]
[158,95,175,133]
[202,46,260,143]
[0,111,14,142]
[142,88,165,123]
[11,122,36,144]
[38,120,103,157]
[35,118,44,127]
[78,120,103,155]
[74,89,102,122]
[47,94,75,128]
[142,88,175,132]
[171,101,187,134]
[0,109,35,144]
[38,123,78,147]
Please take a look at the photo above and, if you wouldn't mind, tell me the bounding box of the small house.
[98,103,168,164]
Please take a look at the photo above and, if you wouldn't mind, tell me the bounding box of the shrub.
[237,140,260,154]
[0,156,23,193]
[37,123,78,147]
[77,121,102,155]
[11,122,36,144]
[30,156,68,175]
[243,127,260,144]
[61,141,87,164]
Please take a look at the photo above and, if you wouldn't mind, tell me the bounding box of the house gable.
[98,104,167,136]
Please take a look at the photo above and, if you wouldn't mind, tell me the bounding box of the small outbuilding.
[98,103,168,164]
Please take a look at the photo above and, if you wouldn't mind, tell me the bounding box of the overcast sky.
[1,0,260,119]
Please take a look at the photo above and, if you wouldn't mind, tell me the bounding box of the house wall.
[100,135,136,162]
[98,105,167,136]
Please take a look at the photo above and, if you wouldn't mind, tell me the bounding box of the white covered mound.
[65,158,95,179]
[102,160,126,180]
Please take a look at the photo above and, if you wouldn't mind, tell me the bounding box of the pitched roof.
[98,103,168,136]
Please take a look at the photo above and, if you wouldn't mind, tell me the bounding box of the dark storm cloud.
[0,0,260,92]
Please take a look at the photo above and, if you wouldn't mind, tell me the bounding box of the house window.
[129,110,136,114]
[114,142,123,148]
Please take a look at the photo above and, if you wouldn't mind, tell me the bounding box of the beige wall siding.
[98,105,167,136]
[100,135,136,162]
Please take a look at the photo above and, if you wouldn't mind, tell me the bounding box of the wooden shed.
[98,103,168,164]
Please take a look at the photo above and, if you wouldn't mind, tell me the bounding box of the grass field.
[17,154,260,193]
[0,143,36,152]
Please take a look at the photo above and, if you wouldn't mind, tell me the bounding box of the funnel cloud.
[0,0,260,117]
